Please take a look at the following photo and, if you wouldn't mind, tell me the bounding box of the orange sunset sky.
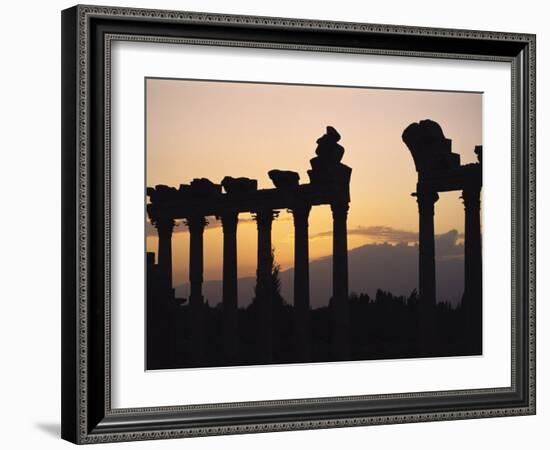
[146,78,482,303]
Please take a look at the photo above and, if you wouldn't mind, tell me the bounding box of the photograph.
[145,78,483,370]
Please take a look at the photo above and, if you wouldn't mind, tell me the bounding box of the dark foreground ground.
[146,288,481,370]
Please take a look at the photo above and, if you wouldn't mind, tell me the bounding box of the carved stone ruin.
[147,126,352,363]
[403,119,482,353]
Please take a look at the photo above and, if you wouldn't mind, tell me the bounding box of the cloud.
[435,229,464,258]
[311,225,463,246]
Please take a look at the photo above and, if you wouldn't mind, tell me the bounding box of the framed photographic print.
[61,5,536,444]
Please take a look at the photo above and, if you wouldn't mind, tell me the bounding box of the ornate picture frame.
[61,5,535,444]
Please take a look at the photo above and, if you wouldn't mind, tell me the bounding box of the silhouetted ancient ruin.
[147,126,352,365]
[402,119,482,353]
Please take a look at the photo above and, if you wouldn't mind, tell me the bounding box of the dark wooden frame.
[61,4,536,444]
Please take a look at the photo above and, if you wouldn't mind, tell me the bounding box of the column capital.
[461,187,481,211]
[185,215,207,234]
[291,204,311,225]
[330,201,349,218]
[153,216,174,235]
[220,211,239,233]
[414,190,439,215]
[254,209,278,230]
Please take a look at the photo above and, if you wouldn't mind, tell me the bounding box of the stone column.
[186,215,207,364]
[331,202,350,360]
[415,189,439,351]
[292,204,311,361]
[416,190,439,307]
[462,187,482,353]
[255,209,275,362]
[155,217,174,301]
[221,211,239,363]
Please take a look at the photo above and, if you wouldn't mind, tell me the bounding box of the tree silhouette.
[250,248,287,308]
[270,251,286,307]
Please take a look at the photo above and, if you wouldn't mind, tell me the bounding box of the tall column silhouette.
[292,204,311,361]
[415,189,439,349]
[462,187,482,353]
[331,202,350,359]
[255,209,275,362]
[155,217,174,301]
[186,215,207,364]
[221,211,239,363]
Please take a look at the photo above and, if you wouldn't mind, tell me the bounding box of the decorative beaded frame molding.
[61,4,536,445]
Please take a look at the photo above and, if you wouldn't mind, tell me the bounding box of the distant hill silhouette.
[174,229,464,308]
